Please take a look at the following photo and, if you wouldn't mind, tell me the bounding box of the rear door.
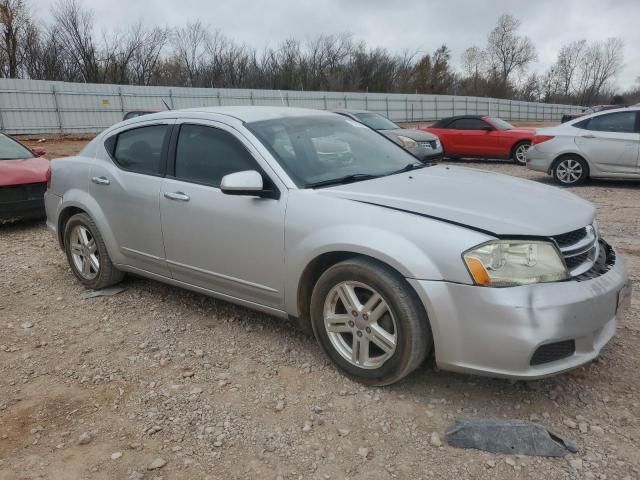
[574,111,640,174]
[91,121,174,276]
[448,118,501,157]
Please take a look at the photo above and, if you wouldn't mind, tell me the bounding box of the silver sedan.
[527,107,640,185]
[45,107,630,385]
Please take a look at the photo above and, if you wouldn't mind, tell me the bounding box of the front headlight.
[463,240,569,287]
[397,135,418,148]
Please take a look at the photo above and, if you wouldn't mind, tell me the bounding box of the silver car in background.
[333,109,443,162]
[527,107,640,185]
[45,107,630,385]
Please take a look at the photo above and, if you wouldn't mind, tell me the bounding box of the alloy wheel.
[323,281,397,369]
[515,144,530,164]
[555,158,583,184]
[69,225,100,280]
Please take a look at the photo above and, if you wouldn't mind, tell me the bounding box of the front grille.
[0,183,46,204]
[530,340,576,366]
[575,240,616,281]
[418,140,437,149]
[552,225,598,277]
[553,227,588,248]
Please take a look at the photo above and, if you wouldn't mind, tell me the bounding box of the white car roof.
[134,106,335,124]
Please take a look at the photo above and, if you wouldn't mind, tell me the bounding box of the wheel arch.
[293,250,430,335]
[550,152,591,177]
[509,138,533,159]
[56,194,122,264]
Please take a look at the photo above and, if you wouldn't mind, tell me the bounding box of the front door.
[574,111,640,174]
[448,117,500,157]
[159,121,287,310]
[90,121,173,276]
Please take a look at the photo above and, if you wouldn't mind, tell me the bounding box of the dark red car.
[0,133,49,223]
[421,115,534,165]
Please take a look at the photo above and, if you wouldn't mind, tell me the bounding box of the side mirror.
[220,170,266,197]
[32,147,46,157]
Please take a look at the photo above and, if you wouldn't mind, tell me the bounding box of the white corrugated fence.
[0,78,582,135]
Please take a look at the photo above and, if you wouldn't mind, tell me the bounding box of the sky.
[29,0,640,90]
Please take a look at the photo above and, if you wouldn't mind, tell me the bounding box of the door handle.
[91,176,110,185]
[163,191,190,202]
[581,134,597,139]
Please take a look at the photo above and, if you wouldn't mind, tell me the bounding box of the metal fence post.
[386,96,389,118]
[168,88,175,109]
[286,92,290,106]
[117,87,125,116]
[51,85,63,133]
[217,91,221,106]
[344,95,348,109]
[0,90,5,132]
[434,96,438,119]
[420,97,424,121]
[365,95,368,111]
[451,96,455,116]
[405,96,409,121]
[323,94,327,110]
[250,91,254,105]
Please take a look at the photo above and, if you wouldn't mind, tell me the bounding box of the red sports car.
[421,115,534,165]
[0,133,49,223]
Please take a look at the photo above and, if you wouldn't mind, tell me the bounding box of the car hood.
[380,128,438,141]
[317,165,595,236]
[0,157,49,187]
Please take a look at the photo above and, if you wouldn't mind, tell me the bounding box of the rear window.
[109,125,169,175]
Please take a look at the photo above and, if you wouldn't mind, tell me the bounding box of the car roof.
[137,106,335,123]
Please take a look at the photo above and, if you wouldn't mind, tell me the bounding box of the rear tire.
[512,141,531,166]
[551,155,589,186]
[310,257,431,386]
[63,213,124,289]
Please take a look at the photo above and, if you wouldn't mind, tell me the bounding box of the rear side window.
[111,125,169,175]
[582,112,637,133]
[450,118,488,130]
[174,124,260,187]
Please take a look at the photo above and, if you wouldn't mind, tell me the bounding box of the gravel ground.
[0,139,639,480]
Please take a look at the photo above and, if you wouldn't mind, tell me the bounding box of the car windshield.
[354,112,400,130]
[246,115,424,188]
[0,134,34,160]
[487,117,514,130]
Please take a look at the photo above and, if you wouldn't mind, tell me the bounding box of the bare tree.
[0,0,31,77]
[53,0,100,82]
[172,21,210,87]
[575,38,623,105]
[486,14,537,86]
[554,40,586,98]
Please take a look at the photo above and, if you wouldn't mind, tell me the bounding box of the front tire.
[63,213,124,289]
[512,141,531,166]
[310,258,431,386]
[552,156,589,186]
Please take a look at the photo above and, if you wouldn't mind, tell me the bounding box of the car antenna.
[162,99,172,111]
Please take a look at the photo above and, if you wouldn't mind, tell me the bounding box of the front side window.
[0,134,34,160]
[450,118,489,130]
[112,125,169,175]
[174,124,260,187]
[247,115,423,188]
[583,112,637,133]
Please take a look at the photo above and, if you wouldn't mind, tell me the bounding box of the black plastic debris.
[445,417,578,457]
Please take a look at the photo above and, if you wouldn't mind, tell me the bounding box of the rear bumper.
[409,244,629,379]
[526,146,555,173]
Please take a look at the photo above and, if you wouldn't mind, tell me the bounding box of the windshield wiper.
[385,162,427,176]
[306,173,380,189]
